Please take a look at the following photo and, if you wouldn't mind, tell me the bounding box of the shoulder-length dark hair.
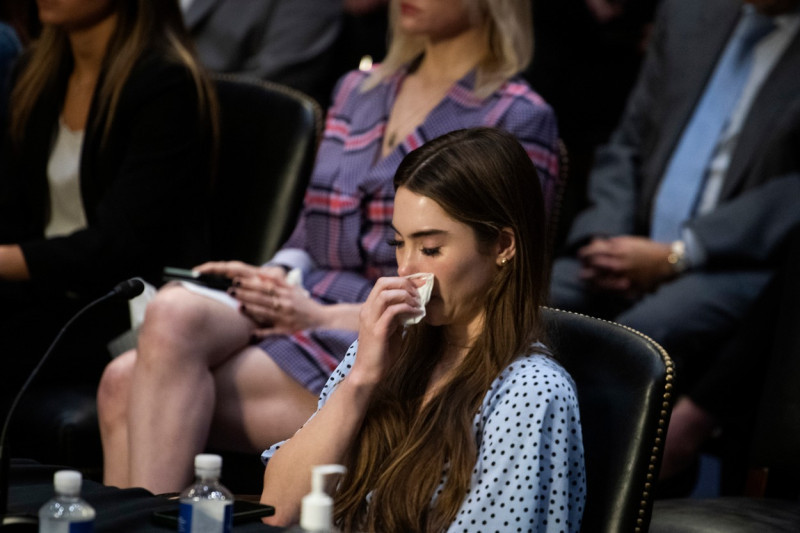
[335,127,550,532]
[10,0,217,146]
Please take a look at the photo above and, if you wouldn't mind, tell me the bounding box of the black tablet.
[151,499,275,528]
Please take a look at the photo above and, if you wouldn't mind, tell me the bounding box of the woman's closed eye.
[387,237,441,257]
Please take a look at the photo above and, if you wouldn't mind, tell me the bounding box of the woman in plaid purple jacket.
[97,0,559,494]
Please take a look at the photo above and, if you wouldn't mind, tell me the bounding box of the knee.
[137,287,209,359]
[141,286,206,334]
[97,351,136,427]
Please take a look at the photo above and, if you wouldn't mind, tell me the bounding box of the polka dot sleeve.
[447,354,586,533]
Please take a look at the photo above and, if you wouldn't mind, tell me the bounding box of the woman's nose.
[396,252,415,277]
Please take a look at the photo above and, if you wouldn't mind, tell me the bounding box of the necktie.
[650,9,776,242]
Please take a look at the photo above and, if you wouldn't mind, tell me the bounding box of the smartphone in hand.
[163,267,232,291]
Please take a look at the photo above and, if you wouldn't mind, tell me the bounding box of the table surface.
[6,460,282,532]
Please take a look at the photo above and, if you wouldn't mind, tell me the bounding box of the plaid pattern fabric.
[260,66,559,393]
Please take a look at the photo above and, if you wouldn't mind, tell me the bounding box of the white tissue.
[404,272,434,326]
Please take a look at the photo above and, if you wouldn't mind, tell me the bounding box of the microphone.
[0,278,146,529]
[109,277,146,300]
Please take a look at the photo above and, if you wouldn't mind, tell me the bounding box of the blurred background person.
[0,0,218,416]
[549,0,800,494]
[180,0,343,107]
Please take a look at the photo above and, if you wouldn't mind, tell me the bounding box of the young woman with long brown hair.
[260,128,585,532]
[0,0,217,413]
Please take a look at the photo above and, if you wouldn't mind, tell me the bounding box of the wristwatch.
[667,240,689,274]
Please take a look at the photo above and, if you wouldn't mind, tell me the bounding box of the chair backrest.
[547,138,570,254]
[542,307,675,533]
[209,74,323,265]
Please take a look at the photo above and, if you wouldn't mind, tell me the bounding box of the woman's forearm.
[0,244,30,281]
[318,303,362,331]
[261,375,375,526]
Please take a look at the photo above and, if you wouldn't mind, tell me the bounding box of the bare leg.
[125,285,255,494]
[98,349,137,487]
[97,304,318,490]
[207,346,318,453]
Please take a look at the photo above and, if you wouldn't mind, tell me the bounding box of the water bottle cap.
[194,453,222,474]
[54,470,82,495]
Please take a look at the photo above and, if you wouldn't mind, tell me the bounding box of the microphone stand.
[0,279,144,529]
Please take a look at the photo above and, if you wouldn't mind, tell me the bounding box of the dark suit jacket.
[183,0,342,105]
[0,50,212,297]
[565,0,800,269]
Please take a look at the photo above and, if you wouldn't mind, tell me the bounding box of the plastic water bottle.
[178,454,234,533]
[38,470,96,533]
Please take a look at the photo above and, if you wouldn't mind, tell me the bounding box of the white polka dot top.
[263,341,586,532]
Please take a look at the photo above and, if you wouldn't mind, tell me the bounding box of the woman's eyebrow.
[390,224,449,239]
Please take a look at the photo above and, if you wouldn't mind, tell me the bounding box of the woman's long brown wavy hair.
[9,0,217,148]
[334,127,551,532]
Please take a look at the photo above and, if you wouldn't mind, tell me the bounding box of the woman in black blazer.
[0,0,217,410]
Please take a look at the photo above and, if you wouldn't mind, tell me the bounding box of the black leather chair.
[8,76,323,477]
[208,74,322,265]
[543,307,676,533]
[546,138,570,255]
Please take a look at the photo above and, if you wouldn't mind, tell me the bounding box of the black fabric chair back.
[209,75,322,264]
[543,307,675,533]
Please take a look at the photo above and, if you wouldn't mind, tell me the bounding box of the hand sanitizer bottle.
[287,464,346,533]
[38,470,96,533]
[178,454,234,533]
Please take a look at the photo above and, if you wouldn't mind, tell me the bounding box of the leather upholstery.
[209,74,322,264]
[8,77,322,474]
[543,307,675,533]
[650,498,800,532]
[547,139,570,254]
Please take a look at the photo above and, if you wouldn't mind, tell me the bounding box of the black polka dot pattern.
[262,341,586,532]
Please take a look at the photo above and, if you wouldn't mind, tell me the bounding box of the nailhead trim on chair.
[544,306,676,533]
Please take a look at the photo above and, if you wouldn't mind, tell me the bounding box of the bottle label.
[178,500,233,533]
[70,521,94,533]
[40,520,94,533]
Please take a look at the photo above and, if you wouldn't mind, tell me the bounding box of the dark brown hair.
[334,127,550,532]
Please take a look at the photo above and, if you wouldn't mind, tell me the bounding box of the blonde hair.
[10,0,217,148]
[362,0,533,98]
[334,128,550,532]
